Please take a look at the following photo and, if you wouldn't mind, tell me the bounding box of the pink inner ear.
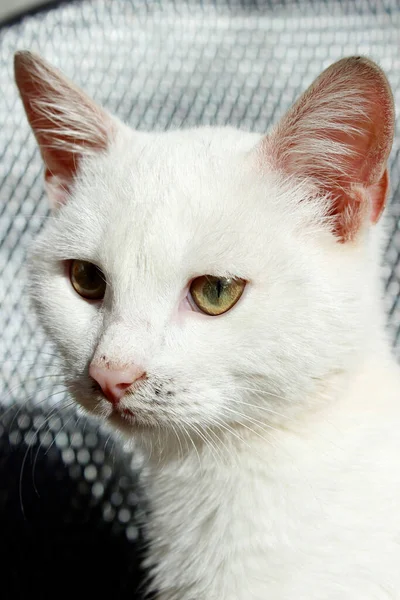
[14,51,113,210]
[263,57,394,242]
[315,108,391,241]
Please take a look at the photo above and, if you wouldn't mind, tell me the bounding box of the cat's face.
[15,53,394,442]
[27,126,376,437]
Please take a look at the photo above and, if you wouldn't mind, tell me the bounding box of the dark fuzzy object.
[0,403,147,599]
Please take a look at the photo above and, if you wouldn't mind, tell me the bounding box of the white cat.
[14,51,400,599]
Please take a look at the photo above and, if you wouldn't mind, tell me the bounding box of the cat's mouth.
[108,404,161,433]
[74,378,175,432]
[112,406,136,425]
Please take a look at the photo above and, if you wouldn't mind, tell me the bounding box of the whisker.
[44,411,76,457]
[1,374,65,406]
[169,421,184,462]
[32,399,76,495]
[223,405,282,435]
[19,441,31,520]
[235,384,288,403]
[190,421,224,469]
[208,415,250,452]
[3,349,64,360]
[205,422,235,465]
[228,396,292,421]
[218,407,282,457]
[103,431,114,455]
[4,385,67,431]
[179,418,202,472]
[2,358,63,368]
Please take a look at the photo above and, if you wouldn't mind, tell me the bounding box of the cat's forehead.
[56,126,294,280]
[115,126,262,204]
[134,126,261,165]
[76,126,265,240]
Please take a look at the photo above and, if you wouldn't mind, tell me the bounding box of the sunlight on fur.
[14,51,400,600]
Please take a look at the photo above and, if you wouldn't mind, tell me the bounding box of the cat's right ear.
[14,51,115,209]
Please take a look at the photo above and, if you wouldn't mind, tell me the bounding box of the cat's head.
[14,52,394,445]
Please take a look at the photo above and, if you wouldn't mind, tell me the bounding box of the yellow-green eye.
[70,260,106,300]
[189,276,246,316]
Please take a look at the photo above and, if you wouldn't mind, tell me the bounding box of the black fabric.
[0,403,147,598]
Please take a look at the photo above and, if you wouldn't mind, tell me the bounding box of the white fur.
[24,51,111,155]
[24,63,400,599]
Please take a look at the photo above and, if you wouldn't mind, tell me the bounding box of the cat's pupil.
[86,264,100,285]
[204,277,224,305]
[76,262,100,287]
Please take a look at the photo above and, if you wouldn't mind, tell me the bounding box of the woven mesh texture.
[0,0,399,594]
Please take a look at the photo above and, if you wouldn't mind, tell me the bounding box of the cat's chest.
[142,452,277,599]
[140,443,341,599]
[139,430,400,600]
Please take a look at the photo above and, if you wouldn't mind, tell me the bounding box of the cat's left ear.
[261,57,395,241]
[14,51,115,209]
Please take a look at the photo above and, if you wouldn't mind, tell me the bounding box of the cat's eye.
[70,260,106,300]
[189,276,246,316]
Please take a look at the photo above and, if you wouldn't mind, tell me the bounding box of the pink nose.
[89,363,146,405]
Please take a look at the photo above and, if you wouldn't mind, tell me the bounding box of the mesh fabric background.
[0,0,399,594]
